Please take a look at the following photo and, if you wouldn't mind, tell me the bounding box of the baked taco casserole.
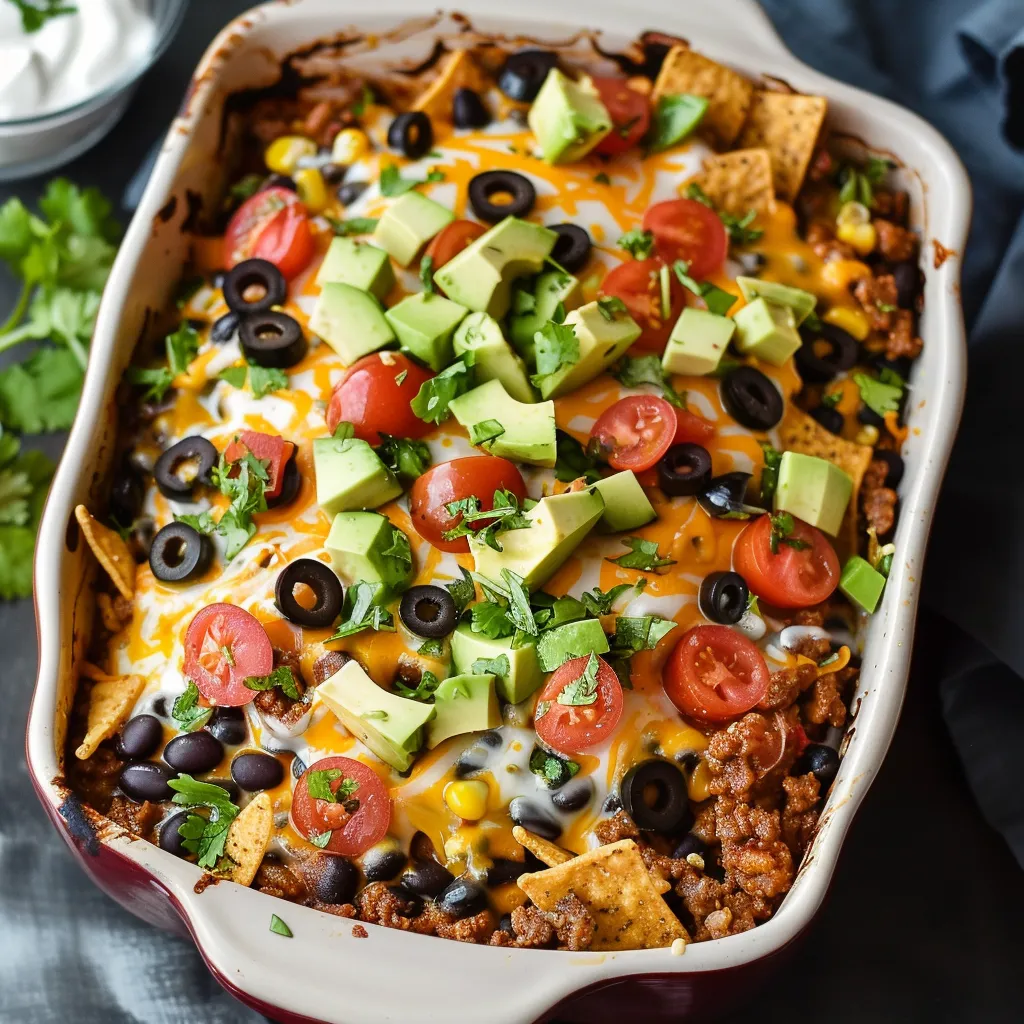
[64,28,927,954]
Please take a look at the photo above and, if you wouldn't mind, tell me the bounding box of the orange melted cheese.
[108,106,829,870]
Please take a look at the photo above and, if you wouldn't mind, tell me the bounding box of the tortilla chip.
[412,50,488,120]
[75,505,135,600]
[778,405,873,558]
[518,839,689,951]
[224,793,273,887]
[737,90,827,202]
[692,148,775,217]
[512,825,574,867]
[652,46,753,148]
[75,674,146,759]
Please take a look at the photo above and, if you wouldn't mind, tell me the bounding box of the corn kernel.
[294,167,329,213]
[820,258,872,291]
[331,128,370,166]
[836,221,877,255]
[444,780,489,821]
[264,135,317,176]
[836,200,870,227]
[855,424,880,446]
[823,306,870,341]
[687,759,714,803]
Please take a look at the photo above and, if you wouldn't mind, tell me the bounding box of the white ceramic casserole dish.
[26,2,970,1021]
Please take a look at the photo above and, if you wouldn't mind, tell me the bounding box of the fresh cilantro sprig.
[326,215,379,236]
[611,354,686,409]
[607,536,676,572]
[854,368,904,418]
[759,442,783,504]
[442,488,530,551]
[375,433,430,480]
[170,681,213,733]
[554,430,601,484]
[419,254,435,295]
[9,1,77,33]
[393,669,441,702]
[768,512,810,555]
[168,774,240,870]
[528,747,580,787]
[379,165,445,198]
[244,665,302,699]
[210,449,270,559]
[326,580,396,641]
[410,358,474,424]
[617,228,655,260]
[531,320,578,386]
[685,182,764,245]
[671,260,736,317]
[472,568,538,636]
[0,427,54,599]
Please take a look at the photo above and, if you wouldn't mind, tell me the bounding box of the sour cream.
[0,0,155,120]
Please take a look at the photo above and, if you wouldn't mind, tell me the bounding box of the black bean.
[320,162,347,185]
[509,797,561,840]
[163,731,224,775]
[211,311,241,343]
[810,404,845,435]
[437,876,489,919]
[230,751,284,791]
[119,761,174,802]
[486,858,527,887]
[275,558,343,628]
[158,811,193,858]
[858,404,885,427]
[337,180,368,205]
[223,258,287,316]
[260,173,296,193]
[387,885,424,918]
[114,715,163,761]
[401,859,453,898]
[207,706,246,746]
[550,775,594,813]
[873,448,904,488]
[498,913,515,934]
[671,833,708,862]
[361,841,407,882]
[892,261,921,309]
[206,777,240,802]
[602,793,622,814]
[302,852,359,904]
[109,469,143,526]
[452,88,490,129]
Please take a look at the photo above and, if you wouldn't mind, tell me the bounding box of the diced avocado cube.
[774,451,853,537]
[434,216,557,319]
[372,191,454,267]
[839,555,886,613]
[316,237,395,302]
[662,307,736,377]
[449,379,556,467]
[453,312,535,404]
[469,488,605,591]
[508,270,583,364]
[533,300,641,399]
[536,619,610,671]
[733,297,803,367]
[527,68,612,164]
[317,659,434,772]
[313,436,402,515]
[426,674,501,749]
[450,621,544,704]
[385,292,468,371]
[309,283,395,366]
[325,511,414,596]
[592,471,656,533]
[735,276,817,326]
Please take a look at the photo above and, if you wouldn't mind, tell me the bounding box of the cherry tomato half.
[674,407,715,445]
[732,515,840,608]
[326,353,434,445]
[590,395,678,472]
[592,78,652,156]
[643,198,728,280]
[409,456,527,553]
[224,186,315,280]
[224,430,294,500]
[534,655,624,754]
[291,756,391,856]
[425,219,487,270]
[600,258,685,353]
[664,624,770,723]
[184,603,273,706]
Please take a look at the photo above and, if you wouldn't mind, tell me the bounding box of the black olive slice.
[697,472,767,520]
[265,450,301,508]
[211,311,241,343]
[794,743,840,789]
[153,436,217,499]
[337,180,369,206]
[275,558,343,628]
[795,322,858,383]
[149,522,213,583]
[468,170,536,222]
[549,223,591,272]
[387,111,434,159]
[619,760,692,833]
[452,88,490,128]
[399,585,457,639]
[223,258,286,315]
[720,366,784,430]
[259,173,297,193]
[498,49,558,102]
[698,571,749,625]
[109,466,143,525]
[239,310,307,368]
[810,404,844,435]
[891,261,921,309]
[858,404,884,427]
[658,443,712,496]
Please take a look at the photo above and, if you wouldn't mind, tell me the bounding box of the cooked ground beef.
[885,309,924,360]
[863,484,898,536]
[806,220,855,262]
[720,834,794,899]
[758,662,818,711]
[256,860,308,901]
[106,796,161,839]
[781,773,821,857]
[315,902,359,919]
[592,809,640,845]
[853,273,899,331]
[706,713,779,799]
[874,218,917,262]
[804,668,854,727]
[434,908,496,944]
[871,189,909,225]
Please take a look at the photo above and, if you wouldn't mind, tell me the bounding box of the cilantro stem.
[64,332,88,371]
[0,282,32,342]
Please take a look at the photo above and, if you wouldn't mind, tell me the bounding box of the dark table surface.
[2,3,1023,1022]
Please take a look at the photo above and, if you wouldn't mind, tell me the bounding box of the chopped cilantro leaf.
[218,365,248,389]
[531,320,578,381]
[672,259,737,316]
[410,358,474,424]
[326,215,379,236]
[768,512,810,555]
[244,665,302,700]
[597,295,628,321]
[379,165,445,197]
[759,442,783,504]
[468,419,505,446]
[306,767,359,802]
[469,600,515,639]
[446,567,476,612]
[125,365,174,403]
[248,364,288,399]
[528,747,580,786]
[269,914,293,938]
[611,615,677,654]
[684,183,763,245]
[171,681,213,733]
[375,434,430,480]
[853,371,903,418]
[393,670,442,702]
[617,228,655,260]
[554,430,601,484]
[419,254,435,295]
[607,536,676,572]
[645,93,708,153]
[611,354,686,408]
[326,580,395,641]
[166,323,200,377]
[471,653,510,680]
[167,774,239,869]
[581,580,644,616]
[557,652,600,706]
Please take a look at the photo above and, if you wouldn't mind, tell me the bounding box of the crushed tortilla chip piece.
[512,825,574,867]
[75,505,135,600]
[692,148,775,217]
[78,661,116,682]
[412,49,488,120]
[75,674,146,759]
[778,405,873,558]
[224,792,273,887]
[738,90,827,201]
[518,839,689,951]
[652,46,753,148]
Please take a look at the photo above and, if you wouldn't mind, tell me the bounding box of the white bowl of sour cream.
[0,0,187,180]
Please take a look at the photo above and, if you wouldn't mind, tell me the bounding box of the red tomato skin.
[291,756,391,856]
[184,604,274,707]
[409,457,528,553]
[600,258,684,353]
[590,395,678,472]
[425,219,487,270]
[224,187,314,280]
[534,655,624,754]
[643,198,729,280]
[326,353,434,445]
[674,408,715,445]
[664,624,770,723]
[224,430,291,499]
[732,515,840,609]
[591,78,652,156]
